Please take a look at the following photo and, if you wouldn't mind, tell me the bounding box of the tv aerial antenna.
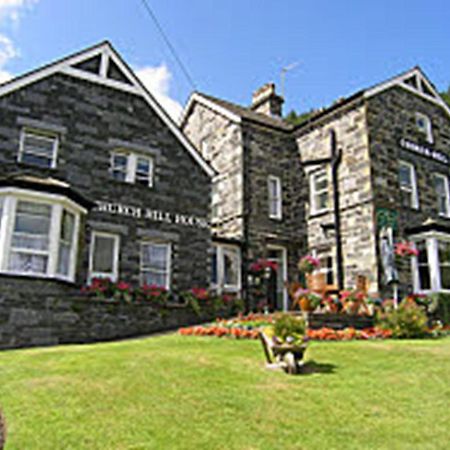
[280,62,299,98]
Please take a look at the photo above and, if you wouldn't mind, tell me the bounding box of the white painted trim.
[267,245,288,311]
[0,41,215,178]
[433,172,450,218]
[88,231,120,282]
[140,241,172,289]
[211,243,242,293]
[415,112,434,144]
[18,129,59,169]
[364,67,450,118]
[399,160,419,210]
[268,175,282,220]
[180,92,242,127]
[309,168,329,215]
[110,151,154,187]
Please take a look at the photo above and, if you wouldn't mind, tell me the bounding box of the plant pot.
[306,273,326,293]
[300,297,313,312]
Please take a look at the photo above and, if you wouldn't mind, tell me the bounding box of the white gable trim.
[364,67,450,117]
[0,41,215,178]
[180,92,242,127]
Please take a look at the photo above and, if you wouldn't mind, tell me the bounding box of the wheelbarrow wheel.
[283,352,299,375]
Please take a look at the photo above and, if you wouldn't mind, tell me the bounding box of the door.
[267,246,288,311]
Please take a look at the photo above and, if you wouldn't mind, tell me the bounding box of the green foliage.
[429,293,450,325]
[273,313,306,341]
[440,87,450,108]
[284,109,314,127]
[377,303,428,338]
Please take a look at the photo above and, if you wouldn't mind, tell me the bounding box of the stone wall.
[0,277,217,350]
[366,86,450,292]
[0,73,212,294]
[182,102,244,240]
[296,101,379,292]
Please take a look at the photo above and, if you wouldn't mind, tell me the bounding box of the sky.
[0,0,450,121]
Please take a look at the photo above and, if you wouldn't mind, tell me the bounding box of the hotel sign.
[399,138,449,165]
[95,201,209,229]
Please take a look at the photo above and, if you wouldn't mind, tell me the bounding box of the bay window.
[412,233,450,292]
[0,189,83,282]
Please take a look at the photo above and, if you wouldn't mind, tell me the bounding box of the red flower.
[117,281,131,291]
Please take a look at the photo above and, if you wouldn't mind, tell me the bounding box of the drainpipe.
[330,130,344,291]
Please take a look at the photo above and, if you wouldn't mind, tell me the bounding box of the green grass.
[1,336,449,450]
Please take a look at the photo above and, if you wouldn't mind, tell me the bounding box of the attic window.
[404,75,418,89]
[415,112,433,144]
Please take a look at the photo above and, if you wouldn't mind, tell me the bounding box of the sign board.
[376,208,398,231]
[399,138,449,165]
[95,201,209,229]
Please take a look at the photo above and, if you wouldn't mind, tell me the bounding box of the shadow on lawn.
[300,360,336,375]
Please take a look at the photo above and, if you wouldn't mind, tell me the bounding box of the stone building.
[297,67,450,297]
[181,84,305,310]
[183,67,450,301]
[0,41,214,304]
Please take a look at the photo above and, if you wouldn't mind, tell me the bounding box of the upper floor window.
[110,151,154,187]
[433,173,450,217]
[310,169,329,215]
[268,176,282,220]
[415,112,433,144]
[399,161,419,209]
[18,130,58,168]
[140,241,171,288]
[0,191,82,282]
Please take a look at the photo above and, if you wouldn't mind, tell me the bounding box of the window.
[89,232,120,281]
[415,240,431,291]
[110,151,154,187]
[399,161,419,209]
[18,130,58,168]
[415,112,433,144]
[412,234,450,292]
[438,241,450,290]
[140,242,171,288]
[9,201,51,274]
[0,190,82,281]
[310,169,329,214]
[268,176,282,219]
[433,173,450,217]
[211,244,241,292]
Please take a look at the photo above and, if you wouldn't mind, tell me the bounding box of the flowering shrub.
[82,278,134,302]
[248,259,278,275]
[307,327,393,341]
[377,302,428,338]
[395,241,419,257]
[136,284,169,307]
[298,255,320,274]
[340,290,369,315]
[182,288,244,316]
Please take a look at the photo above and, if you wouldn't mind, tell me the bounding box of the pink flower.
[117,281,131,291]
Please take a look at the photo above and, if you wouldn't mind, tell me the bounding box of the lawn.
[0,336,449,450]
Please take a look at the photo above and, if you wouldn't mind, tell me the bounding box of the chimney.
[251,83,284,117]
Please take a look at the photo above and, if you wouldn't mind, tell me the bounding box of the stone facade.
[0,43,213,349]
[296,101,379,292]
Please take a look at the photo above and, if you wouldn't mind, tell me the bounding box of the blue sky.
[0,0,450,120]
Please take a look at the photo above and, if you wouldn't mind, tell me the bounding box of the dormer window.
[18,129,58,168]
[110,151,154,187]
[415,113,433,144]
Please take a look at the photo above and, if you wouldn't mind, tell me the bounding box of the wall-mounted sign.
[399,138,449,165]
[376,208,398,231]
[95,201,209,229]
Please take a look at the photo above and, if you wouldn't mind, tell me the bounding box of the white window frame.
[310,169,329,215]
[399,160,419,210]
[140,241,171,289]
[88,231,120,282]
[411,232,450,293]
[18,129,59,169]
[0,188,83,282]
[211,243,241,293]
[268,175,282,220]
[433,173,450,218]
[415,112,433,144]
[110,151,154,187]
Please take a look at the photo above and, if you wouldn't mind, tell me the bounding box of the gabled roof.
[295,66,450,131]
[180,92,293,132]
[0,41,215,178]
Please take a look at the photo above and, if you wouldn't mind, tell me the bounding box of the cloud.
[135,64,183,122]
[0,0,38,82]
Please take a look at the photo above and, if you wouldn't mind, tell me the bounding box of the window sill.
[308,209,331,219]
[0,270,76,285]
[269,215,283,221]
[16,161,57,171]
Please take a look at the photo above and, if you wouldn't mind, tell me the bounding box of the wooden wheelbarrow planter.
[259,332,308,375]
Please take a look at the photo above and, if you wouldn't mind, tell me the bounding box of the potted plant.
[341,290,367,315]
[293,288,322,312]
[298,255,320,275]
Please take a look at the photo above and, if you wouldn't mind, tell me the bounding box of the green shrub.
[273,314,306,342]
[377,303,428,338]
[429,293,450,325]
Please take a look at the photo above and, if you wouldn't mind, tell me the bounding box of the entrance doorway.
[267,246,288,311]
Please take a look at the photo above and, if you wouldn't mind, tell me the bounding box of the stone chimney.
[251,83,284,117]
